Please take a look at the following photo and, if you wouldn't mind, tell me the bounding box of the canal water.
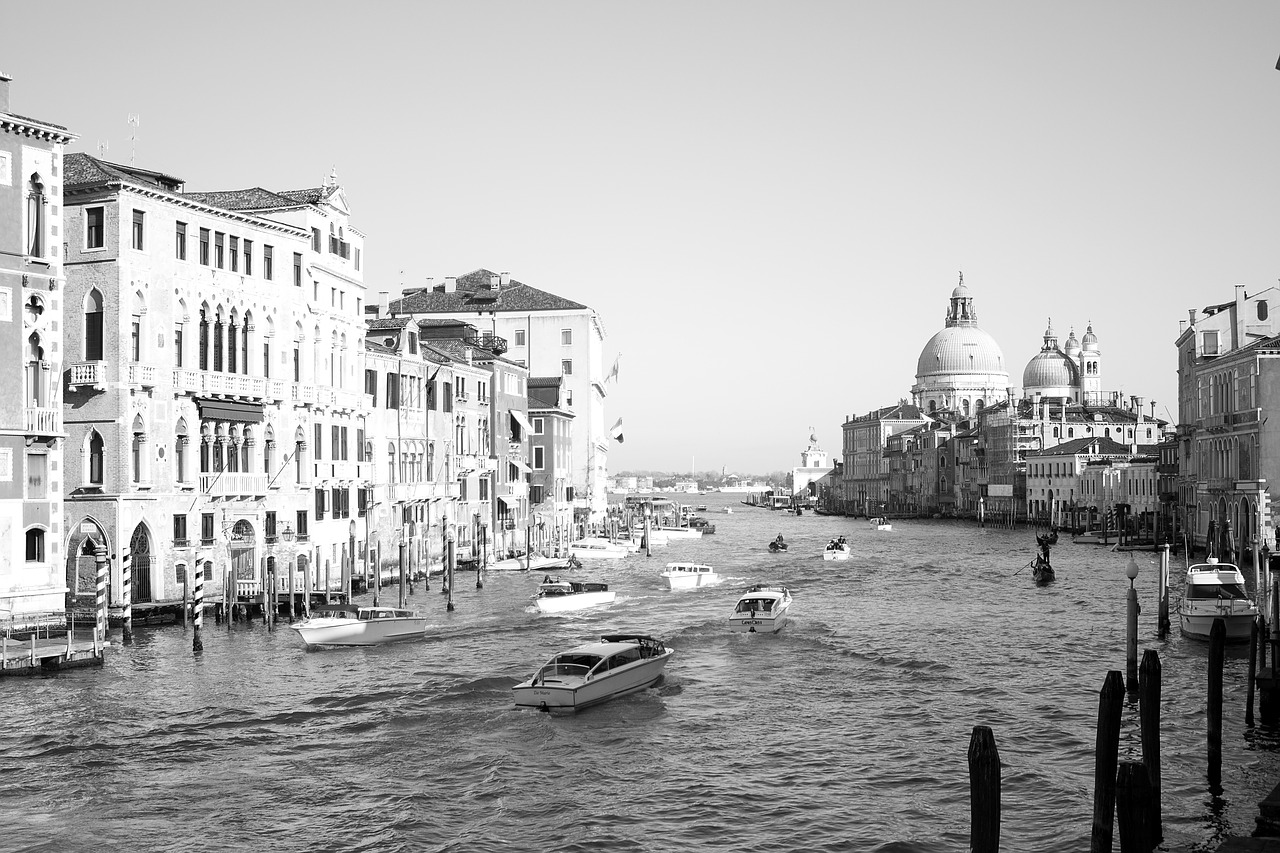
[2,493,1276,853]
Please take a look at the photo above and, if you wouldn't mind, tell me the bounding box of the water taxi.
[513,634,674,712]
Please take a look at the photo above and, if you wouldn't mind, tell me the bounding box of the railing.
[464,334,508,355]
[128,363,159,387]
[173,368,268,399]
[173,538,190,548]
[24,407,60,434]
[291,384,316,405]
[69,361,105,387]
[198,472,268,497]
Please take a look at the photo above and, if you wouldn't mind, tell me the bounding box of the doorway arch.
[129,522,154,602]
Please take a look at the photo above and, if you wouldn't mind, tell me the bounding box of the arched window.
[131,291,146,363]
[199,304,210,370]
[227,309,239,374]
[175,417,189,483]
[27,173,45,257]
[388,442,397,484]
[131,414,146,483]
[25,528,45,562]
[1259,301,1269,322]
[85,289,105,361]
[88,431,104,485]
[25,333,45,407]
[213,307,226,371]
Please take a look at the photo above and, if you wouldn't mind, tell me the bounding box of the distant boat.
[290,604,428,649]
[530,576,616,614]
[1178,557,1257,642]
[728,585,793,634]
[660,562,721,590]
[512,634,674,712]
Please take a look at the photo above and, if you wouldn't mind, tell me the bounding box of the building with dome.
[911,276,1010,418]
[1022,319,1103,404]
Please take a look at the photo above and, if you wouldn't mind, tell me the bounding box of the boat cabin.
[534,636,668,682]
[665,563,713,575]
[736,597,777,613]
[1185,577,1248,600]
[360,607,414,620]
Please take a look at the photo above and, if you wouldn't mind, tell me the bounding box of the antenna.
[97,139,108,158]
[127,114,141,165]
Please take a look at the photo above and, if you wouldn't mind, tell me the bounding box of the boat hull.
[512,653,672,711]
[568,545,628,560]
[663,571,721,590]
[728,609,790,634]
[291,617,429,649]
[1178,608,1256,642]
[533,591,617,613]
[822,549,850,561]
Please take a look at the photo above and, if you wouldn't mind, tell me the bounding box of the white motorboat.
[654,525,702,540]
[531,576,616,613]
[512,634,674,712]
[490,553,580,572]
[568,539,631,560]
[871,517,892,531]
[290,604,429,649]
[729,584,793,634]
[822,539,851,561]
[660,562,721,590]
[723,507,733,514]
[1178,557,1259,642]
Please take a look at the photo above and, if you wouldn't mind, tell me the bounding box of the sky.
[8,2,1280,475]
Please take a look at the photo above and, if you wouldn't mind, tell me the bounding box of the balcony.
[24,406,60,435]
[173,368,268,400]
[69,361,106,389]
[128,363,160,388]
[198,472,268,498]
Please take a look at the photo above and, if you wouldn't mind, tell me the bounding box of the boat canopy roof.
[313,604,359,616]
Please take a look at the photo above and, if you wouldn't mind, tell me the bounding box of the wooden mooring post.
[1116,761,1156,852]
[192,562,204,653]
[1139,649,1162,846]
[94,541,108,653]
[1157,545,1171,638]
[1091,670,1124,853]
[121,551,133,645]
[967,725,1000,853]
[1248,617,1259,727]
[1208,617,1225,789]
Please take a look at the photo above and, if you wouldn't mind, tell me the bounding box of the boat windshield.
[537,654,601,680]
[1187,582,1249,600]
[736,598,774,613]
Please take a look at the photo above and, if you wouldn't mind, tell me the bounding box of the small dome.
[951,282,969,299]
[916,325,1007,379]
[1081,322,1099,351]
[1022,349,1080,391]
[1064,327,1080,353]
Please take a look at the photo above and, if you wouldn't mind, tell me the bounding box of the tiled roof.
[528,376,562,388]
[64,152,184,190]
[391,268,588,314]
[278,187,335,205]
[1027,436,1147,458]
[364,339,397,355]
[183,187,299,211]
[366,317,411,332]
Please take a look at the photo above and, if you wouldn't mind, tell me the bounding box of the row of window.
[87,207,361,276]
[510,329,574,347]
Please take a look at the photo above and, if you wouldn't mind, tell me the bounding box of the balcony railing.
[69,361,106,388]
[24,406,60,435]
[128,363,159,388]
[198,472,268,497]
[174,368,268,400]
[464,334,508,355]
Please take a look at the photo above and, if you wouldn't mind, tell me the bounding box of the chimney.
[444,276,457,294]
[1236,284,1248,349]
[0,71,11,114]
[1188,308,1197,327]
[500,271,511,286]
[377,290,390,315]
[489,274,500,290]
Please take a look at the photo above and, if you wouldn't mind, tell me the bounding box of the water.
[3,494,1276,852]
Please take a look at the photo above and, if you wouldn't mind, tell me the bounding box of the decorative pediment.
[326,188,350,216]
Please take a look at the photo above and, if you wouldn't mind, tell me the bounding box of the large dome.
[1022,349,1079,390]
[915,325,1007,379]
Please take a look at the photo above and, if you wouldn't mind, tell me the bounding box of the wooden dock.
[0,634,105,676]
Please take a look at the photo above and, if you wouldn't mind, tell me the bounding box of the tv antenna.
[97,139,108,158]
[127,114,141,165]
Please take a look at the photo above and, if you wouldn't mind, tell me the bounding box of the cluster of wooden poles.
[969,615,1273,852]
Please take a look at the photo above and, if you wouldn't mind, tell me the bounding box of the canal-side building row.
[0,73,76,631]
[838,277,1173,530]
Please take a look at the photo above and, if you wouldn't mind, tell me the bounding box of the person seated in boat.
[775,533,785,543]
[838,535,847,546]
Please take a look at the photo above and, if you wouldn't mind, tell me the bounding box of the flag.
[609,416,624,444]
[605,354,620,385]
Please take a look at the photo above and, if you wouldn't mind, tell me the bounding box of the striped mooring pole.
[121,552,133,645]
[94,541,109,652]
[192,562,205,653]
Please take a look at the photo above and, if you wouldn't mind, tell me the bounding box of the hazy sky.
[9,2,1280,474]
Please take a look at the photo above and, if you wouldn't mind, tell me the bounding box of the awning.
[497,494,520,507]
[197,398,265,423]
[510,409,535,436]
[512,459,532,474]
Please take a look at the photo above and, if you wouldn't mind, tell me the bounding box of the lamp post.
[278,522,297,621]
[1126,554,1140,692]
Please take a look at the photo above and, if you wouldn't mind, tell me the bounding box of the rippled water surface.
[3,496,1277,853]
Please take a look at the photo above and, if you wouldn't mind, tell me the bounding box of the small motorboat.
[870,517,892,531]
[1178,557,1258,641]
[695,505,708,512]
[660,562,721,590]
[531,576,616,613]
[513,634,674,712]
[490,553,580,572]
[822,537,851,561]
[729,585,793,633]
[688,517,717,535]
[723,507,733,514]
[768,536,788,552]
[568,539,630,560]
[290,604,428,649]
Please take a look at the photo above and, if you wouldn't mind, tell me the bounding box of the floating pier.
[0,634,105,677]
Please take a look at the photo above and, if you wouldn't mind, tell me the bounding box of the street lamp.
[275,522,298,622]
[1125,553,1139,691]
